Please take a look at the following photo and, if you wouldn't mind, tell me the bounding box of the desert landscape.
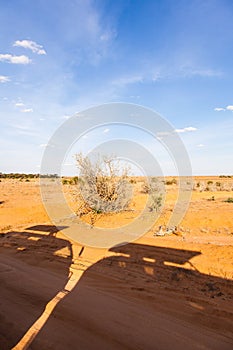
[1,1,233,349]
[0,175,232,349]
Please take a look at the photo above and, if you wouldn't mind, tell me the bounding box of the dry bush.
[194,179,233,192]
[165,178,177,185]
[74,153,132,220]
[141,177,164,212]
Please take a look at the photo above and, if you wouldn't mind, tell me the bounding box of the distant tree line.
[0,173,59,179]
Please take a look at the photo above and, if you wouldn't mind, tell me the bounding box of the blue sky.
[0,0,233,175]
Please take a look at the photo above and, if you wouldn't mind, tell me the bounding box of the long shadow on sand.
[0,225,73,349]
[0,229,233,349]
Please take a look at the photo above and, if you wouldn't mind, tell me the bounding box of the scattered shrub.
[148,194,163,212]
[141,179,163,212]
[141,183,150,194]
[224,197,233,203]
[166,178,177,185]
[73,176,79,184]
[129,178,136,184]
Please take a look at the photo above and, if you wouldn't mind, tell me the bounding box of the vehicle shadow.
[0,229,233,350]
[0,225,74,349]
[31,242,233,349]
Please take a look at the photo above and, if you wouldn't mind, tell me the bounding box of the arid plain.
[0,176,233,349]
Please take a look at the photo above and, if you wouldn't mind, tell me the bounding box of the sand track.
[0,179,233,349]
[0,231,233,350]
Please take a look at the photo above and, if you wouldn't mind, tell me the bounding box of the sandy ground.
[0,178,233,349]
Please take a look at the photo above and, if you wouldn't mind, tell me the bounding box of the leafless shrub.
[220,182,232,191]
[141,177,164,212]
[74,153,132,222]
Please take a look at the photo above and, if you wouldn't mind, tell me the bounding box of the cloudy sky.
[0,0,233,175]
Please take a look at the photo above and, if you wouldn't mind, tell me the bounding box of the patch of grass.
[224,197,233,203]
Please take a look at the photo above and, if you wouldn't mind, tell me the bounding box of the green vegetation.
[62,179,69,185]
[0,172,59,179]
[62,176,79,185]
[0,172,40,179]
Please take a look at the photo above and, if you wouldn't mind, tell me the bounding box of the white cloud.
[15,102,25,107]
[175,126,197,133]
[214,107,225,111]
[0,54,31,64]
[197,143,205,147]
[182,126,197,132]
[214,105,233,112]
[179,65,222,78]
[190,69,221,77]
[13,40,46,55]
[112,75,143,86]
[103,128,110,133]
[39,143,56,148]
[21,108,33,113]
[0,75,10,83]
